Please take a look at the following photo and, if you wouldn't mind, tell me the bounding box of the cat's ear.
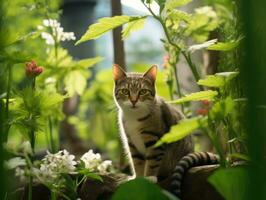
[144,65,157,83]
[113,64,126,82]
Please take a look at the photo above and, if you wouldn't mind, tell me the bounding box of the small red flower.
[201,100,210,106]
[196,108,209,116]
[25,60,44,77]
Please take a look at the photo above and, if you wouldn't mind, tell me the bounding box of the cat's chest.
[123,120,146,155]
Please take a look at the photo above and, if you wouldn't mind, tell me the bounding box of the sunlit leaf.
[64,71,87,96]
[197,72,239,88]
[122,17,146,39]
[112,177,169,200]
[155,117,207,146]
[165,0,192,10]
[169,90,218,104]
[75,56,103,69]
[76,16,144,44]
[207,40,240,51]
[208,167,248,200]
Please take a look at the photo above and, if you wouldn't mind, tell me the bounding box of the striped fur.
[170,152,219,197]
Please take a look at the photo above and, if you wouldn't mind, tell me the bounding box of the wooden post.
[111,0,126,71]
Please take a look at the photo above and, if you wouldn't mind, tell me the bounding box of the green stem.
[51,191,57,200]
[48,117,56,153]
[29,129,35,154]
[4,63,12,142]
[172,63,184,112]
[142,2,202,90]
[28,176,32,200]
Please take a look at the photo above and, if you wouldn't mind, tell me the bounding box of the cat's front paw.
[145,176,158,183]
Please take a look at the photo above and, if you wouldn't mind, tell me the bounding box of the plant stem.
[142,2,203,90]
[28,176,32,200]
[172,63,184,112]
[51,190,57,200]
[4,63,12,142]
[48,117,56,153]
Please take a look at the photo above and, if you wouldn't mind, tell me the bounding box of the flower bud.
[25,60,44,77]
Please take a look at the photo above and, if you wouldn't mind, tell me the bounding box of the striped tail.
[170,152,219,198]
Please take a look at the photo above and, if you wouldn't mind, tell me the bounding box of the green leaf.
[165,0,192,10]
[155,117,207,146]
[76,16,137,44]
[207,40,240,51]
[197,72,239,88]
[209,97,235,120]
[208,167,248,200]
[112,177,169,200]
[75,56,103,69]
[64,71,87,96]
[77,169,103,182]
[122,17,146,39]
[169,90,218,104]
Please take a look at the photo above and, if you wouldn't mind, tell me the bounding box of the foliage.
[208,167,248,200]
[112,178,176,200]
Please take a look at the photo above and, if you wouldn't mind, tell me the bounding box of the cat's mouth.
[131,105,138,109]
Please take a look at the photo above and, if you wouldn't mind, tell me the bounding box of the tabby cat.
[113,64,194,182]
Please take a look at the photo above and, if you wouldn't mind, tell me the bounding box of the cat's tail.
[170,152,219,198]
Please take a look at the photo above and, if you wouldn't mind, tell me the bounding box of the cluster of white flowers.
[38,19,76,45]
[35,150,77,183]
[5,149,112,185]
[80,150,112,174]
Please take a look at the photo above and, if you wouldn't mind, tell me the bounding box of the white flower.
[38,18,76,45]
[80,150,102,171]
[97,160,112,174]
[41,32,55,45]
[188,39,218,53]
[80,150,112,174]
[5,157,26,169]
[15,167,26,182]
[35,150,77,184]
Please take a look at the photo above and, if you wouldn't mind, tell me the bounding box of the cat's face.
[113,64,157,114]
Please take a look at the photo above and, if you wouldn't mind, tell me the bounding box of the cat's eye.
[139,89,148,95]
[121,89,129,95]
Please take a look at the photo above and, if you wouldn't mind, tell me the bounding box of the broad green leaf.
[112,177,169,200]
[165,0,192,10]
[75,56,103,69]
[208,167,248,200]
[207,40,240,51]
[209,97,234,120]
[169,90,218,104]
[77,169,103,182]
[64,71,87,96]
[155,117,207,146]
[122,17,146,39]
[197,72,239,88]
[76,16,140,44]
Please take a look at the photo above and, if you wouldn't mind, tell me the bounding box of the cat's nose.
[130,96,138,106]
